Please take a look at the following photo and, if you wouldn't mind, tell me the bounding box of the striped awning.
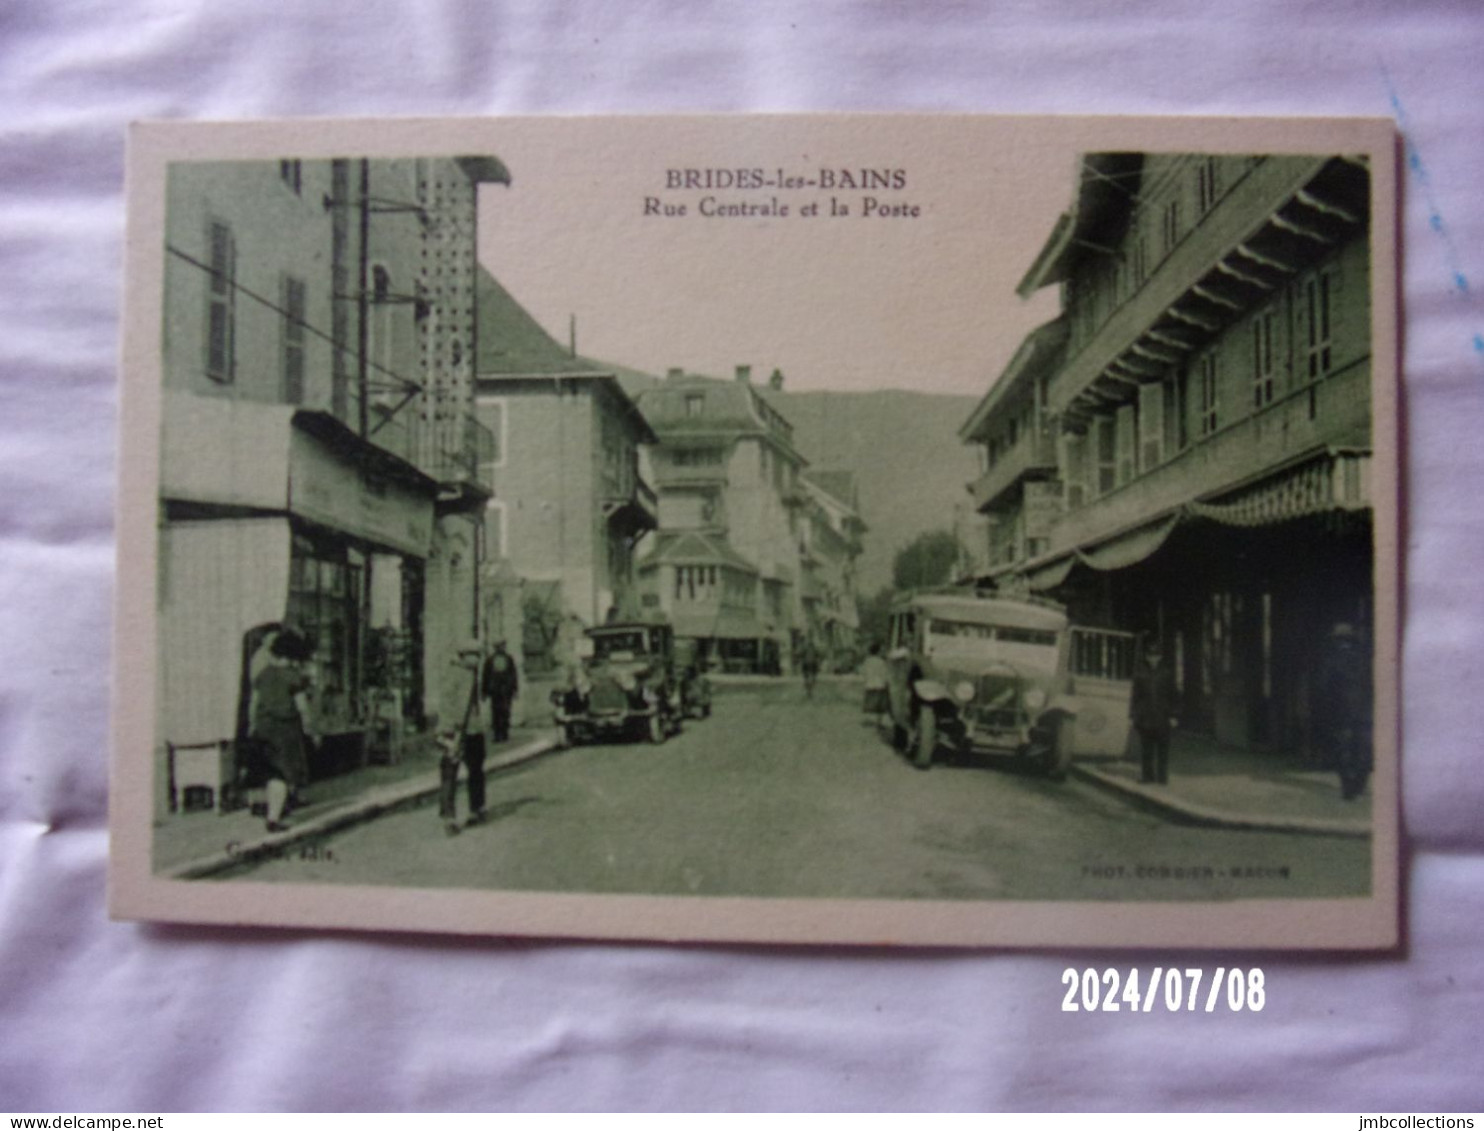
[1188,450,1370,527]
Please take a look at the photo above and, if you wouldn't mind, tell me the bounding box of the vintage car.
[552,621,707,746]
[884,590,1135,778]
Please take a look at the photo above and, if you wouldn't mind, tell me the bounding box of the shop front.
[157,396,438,809]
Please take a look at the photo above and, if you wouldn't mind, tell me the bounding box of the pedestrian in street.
[249,628,314,833]
[438,640,488,836]
[482,638,520,744]
[860,642,889,729]
[1311,621,1373,800]
[800,638,821,700]
[1130,638,1178,785]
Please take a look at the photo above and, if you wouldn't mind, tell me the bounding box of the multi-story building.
[797,470,866,669]
[157,155,507,787]
[964,152,1372,753]
[637,367,809,673]
[472,268,658,665]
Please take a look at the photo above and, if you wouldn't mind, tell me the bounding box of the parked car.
[883,589,1135,778]
[552,622,691,746]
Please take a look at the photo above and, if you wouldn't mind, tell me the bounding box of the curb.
[1070,764,1372,839]
[163,733,561,880]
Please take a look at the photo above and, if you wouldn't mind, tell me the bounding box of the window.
[281,274,306,404]
[205,219,236,383]
[1168,371,1190,452]
[1115,404,1137,487]
[279,159,302,195]
[1303,269,1334,381]
[1161,196,1182,256]
[482,398,506,468]
[685,392,705,418]
[1199,354,1219,437]
[1138,381,1165,471]
[484,500,506,560]
[1095,416,1116,496]
[1129,224,1149,288]
[1062,432,1088,510]
[1252,309,1276,409]
[1196,157,1220,215]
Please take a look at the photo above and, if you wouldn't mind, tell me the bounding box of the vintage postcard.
[110,114,1399,949]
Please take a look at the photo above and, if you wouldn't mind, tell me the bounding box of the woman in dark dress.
[250,629,313,832]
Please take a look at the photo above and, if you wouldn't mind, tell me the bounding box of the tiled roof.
[802,469,859,511]
[475,267,604,376]
[642,530,759,574]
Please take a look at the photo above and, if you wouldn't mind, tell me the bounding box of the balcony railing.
[1049,360,1370,555]
[650,463,729,489]
[968,425,1059,513]
[365,406,492,490]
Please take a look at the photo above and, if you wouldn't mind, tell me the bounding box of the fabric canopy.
[1075,512,1181,572]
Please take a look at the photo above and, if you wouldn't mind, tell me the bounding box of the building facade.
[473,269,658,669]
[157,155,506,794]
[637,367,809,673]
[797,470,866,670]
[964,152,1372,755]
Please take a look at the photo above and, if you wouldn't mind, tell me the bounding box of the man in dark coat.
[1130,639,1178,785]
[1311,622,1373,800]
[437,640,489,836]
[482,639,520,744]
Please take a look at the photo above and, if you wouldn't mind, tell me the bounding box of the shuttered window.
[205,219,236,383]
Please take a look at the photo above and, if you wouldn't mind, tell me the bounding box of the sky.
[474,115,1070,398]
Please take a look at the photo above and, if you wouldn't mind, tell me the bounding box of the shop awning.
[1026,554,1076,591]
[1187,450,1370,527]
[1075,513,1180,572]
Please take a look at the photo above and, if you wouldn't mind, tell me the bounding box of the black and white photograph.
[111,113,1397,949]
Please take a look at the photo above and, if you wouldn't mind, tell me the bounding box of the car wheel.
[913,706,936,770]
[647,712,666,745]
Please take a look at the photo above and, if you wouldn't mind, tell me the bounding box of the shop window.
[205,219,236,383]
[281,273,306,404]
[287,539,364,729]
[279,159,302,195]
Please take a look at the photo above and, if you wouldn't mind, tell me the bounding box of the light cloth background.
[3,0,1482,1113]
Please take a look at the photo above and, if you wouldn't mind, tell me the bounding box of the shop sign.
[289,429,434,557]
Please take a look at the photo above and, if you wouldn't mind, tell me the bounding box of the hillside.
[769,388,980,594]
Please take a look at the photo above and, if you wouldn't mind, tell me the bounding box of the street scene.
[131,118,1388,933]
[209,680,1369,901]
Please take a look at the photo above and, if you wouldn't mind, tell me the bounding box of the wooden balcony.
[968,427,1058,513]
[1050,359,1370,554]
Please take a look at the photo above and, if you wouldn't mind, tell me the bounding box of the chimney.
[667,367,685,381]
[735,364,752,384]
[769,368,784,391]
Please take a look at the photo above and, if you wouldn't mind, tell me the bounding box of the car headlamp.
[954,680,975,703]
[1024,687,1047,711]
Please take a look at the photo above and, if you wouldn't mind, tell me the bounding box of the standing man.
[799,637,821,700]
[1130,638,1178,785]
[1311,622,1372,800]
[482,638,520,744]
[438,640,488,836]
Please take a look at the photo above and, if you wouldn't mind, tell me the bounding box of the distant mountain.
[768,388,980,594]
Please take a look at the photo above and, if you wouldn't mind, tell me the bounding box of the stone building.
[157,155,507,791]
[964,152,1373,753]
[636,366,809,673]
[472,269,658,669]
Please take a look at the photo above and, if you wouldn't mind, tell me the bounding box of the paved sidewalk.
[1072,729,1373,838]
[154,726,560,880]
